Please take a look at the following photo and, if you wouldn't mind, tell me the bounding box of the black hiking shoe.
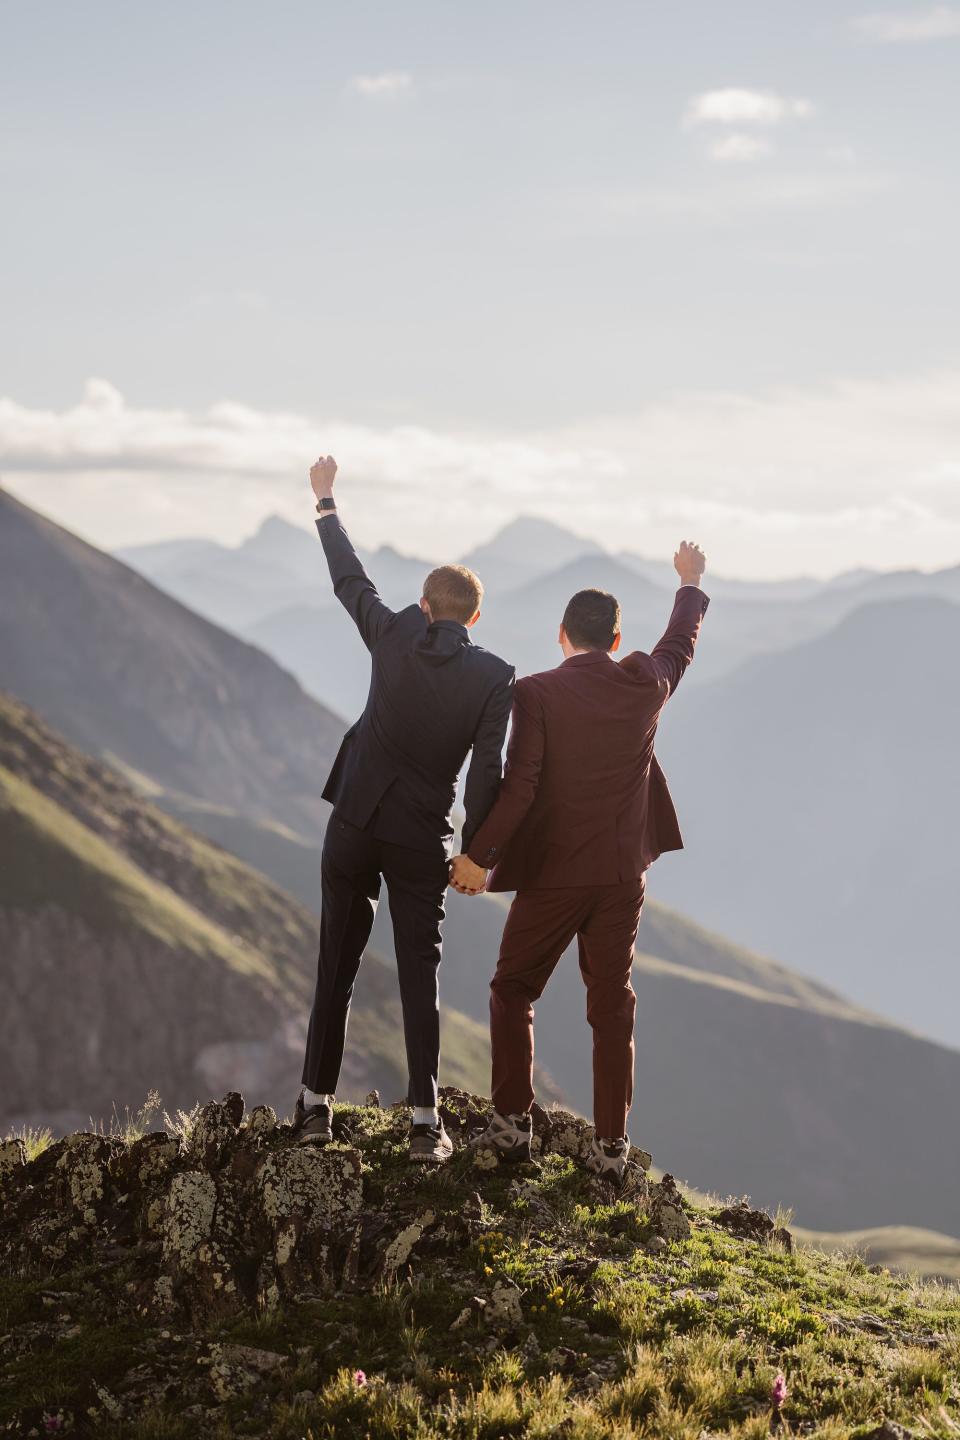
[291,1092,333,1145]
[408,1122,454,1165]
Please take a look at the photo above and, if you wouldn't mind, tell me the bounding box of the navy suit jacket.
[318,516,515,859]
[467,585,710,889]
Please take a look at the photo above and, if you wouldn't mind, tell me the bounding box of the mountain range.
[118,508,960,1046]
[0,489,343,841]
[653,594,960,1044]
[3,488,960,1233]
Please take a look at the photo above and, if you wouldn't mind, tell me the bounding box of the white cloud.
[348,71,414,99]
[684,88,815,128]
[853,6,960,41]
[708,134,774,164]
[2,375,960,578]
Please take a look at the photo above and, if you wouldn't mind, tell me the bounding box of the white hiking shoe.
[585,1134,631,1184]
[470,1110,533,1163]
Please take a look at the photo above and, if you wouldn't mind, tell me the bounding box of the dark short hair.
[561,588,621,652]
[422,564,484,624]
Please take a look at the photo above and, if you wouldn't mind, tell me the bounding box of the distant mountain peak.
[462,514,604,570]
[251,514,309,541]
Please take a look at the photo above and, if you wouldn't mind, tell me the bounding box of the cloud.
[2,375,960,578]
[708,134,774,164]
[348,71,414,99]
[684,88,815,128]
[853,6,960,40]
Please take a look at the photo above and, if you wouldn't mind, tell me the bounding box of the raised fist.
[310,455,338,501]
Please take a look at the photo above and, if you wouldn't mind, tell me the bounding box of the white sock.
[302,1088,333,1108]
[413,1105,439,1127]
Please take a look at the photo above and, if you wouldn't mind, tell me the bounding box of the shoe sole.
[294,1131,333,1146]
[408,1148,454,1165]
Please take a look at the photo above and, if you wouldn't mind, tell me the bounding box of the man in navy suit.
[293,456,515,1161]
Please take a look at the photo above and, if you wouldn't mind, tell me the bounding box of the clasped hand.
[449,854,488,896]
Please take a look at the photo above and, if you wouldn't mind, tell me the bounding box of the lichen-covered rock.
[629,1144,653,1172]
[471,1146,499,1172]
[187,1099,240,1164]
[0,1136,27,1185]
[161,1170,218,1267]
[649,1173,692,1241]
[485,1279,524,1329]
[714,1199,793,1250]
[55,1133,118,1226]
[245,1104,278,1137]
[545,1112,593,1161]
[381,1210,435,1275]
[207,1342,288,1400]
[126,1131,180,1185]
[621,1168,650,1208]
[156,1169,243,1317]
[253,1144,362,1297]
[255,1146,362,1232]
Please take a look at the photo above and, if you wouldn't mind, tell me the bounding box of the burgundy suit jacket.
[467,585,710,891]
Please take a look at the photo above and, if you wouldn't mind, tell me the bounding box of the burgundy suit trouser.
[490,877,645,1140]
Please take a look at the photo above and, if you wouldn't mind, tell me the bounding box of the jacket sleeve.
[316,515,395,651]
[621,586,710,699]
[467,680,545,868]
[460,669,516,852]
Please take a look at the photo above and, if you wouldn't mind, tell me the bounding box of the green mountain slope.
[0,694,506,1133]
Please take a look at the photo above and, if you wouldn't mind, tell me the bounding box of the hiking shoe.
[585,1134,631,1183]
[469,1110,533,1163]
[291,1092,333,1145]
[408,1122,454,1164]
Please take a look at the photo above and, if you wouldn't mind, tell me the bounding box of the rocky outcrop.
[0,1088,693,1333]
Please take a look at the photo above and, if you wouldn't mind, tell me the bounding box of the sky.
[1,0,958,578]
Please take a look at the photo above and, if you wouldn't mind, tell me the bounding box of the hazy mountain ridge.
[0,487,346,839]
[653,594,960,1045]
[117,511,960,729]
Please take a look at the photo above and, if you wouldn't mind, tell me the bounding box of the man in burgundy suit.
[449,541,708,1180]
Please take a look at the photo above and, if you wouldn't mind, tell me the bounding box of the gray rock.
[649,1174,691,1242]
[254,1145,363,1297]
[245,1106,278,1137]
[381,1210,436,1275]
[207,1343,287,1401]
[0,1137,27,1185]
[485,1279,524,1329]
[861,1423,919,1440]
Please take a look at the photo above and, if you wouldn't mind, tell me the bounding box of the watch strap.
[316,497,337,512]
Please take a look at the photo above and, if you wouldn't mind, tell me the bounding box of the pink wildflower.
[771,1374,788,1408]
[43,1419,64,1435]
[354,1369,367,1387]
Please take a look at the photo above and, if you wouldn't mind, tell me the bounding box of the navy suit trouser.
[302,816,449,1107]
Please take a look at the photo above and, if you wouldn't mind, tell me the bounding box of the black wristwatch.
[316,497,337,513]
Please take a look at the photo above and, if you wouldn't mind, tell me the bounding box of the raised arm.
[460,668,516,854]
[649,540,710,696]
[620,540,710,698]
[310,456,395,651]
[450,680,545,893]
